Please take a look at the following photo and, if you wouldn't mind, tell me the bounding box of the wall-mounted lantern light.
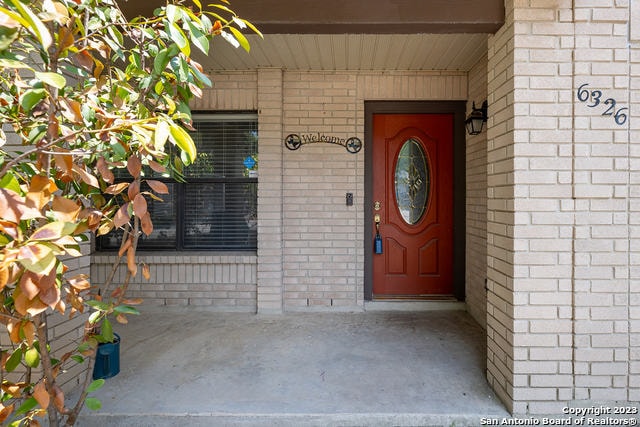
[465,100,488,136]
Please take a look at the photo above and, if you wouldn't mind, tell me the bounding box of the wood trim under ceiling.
[118,0,504,34]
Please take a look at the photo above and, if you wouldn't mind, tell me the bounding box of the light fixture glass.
[465,101,488,135]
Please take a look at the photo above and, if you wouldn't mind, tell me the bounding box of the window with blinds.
[97,113,258,251]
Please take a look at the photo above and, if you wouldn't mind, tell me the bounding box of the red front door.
[372,114,454,297]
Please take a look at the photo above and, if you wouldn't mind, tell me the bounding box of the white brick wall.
[488,0,639,415]
[90,254,257,311]
[282,71,361,310]
[466,53,489,329]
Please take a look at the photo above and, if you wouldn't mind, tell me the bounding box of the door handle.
[374,214,383,254]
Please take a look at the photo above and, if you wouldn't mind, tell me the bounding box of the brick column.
[257,68,284,313]
[486,0,517,412]
[631,0,640,403]
[488,0,638,415]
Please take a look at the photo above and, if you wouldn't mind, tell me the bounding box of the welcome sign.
[284,133,362,154]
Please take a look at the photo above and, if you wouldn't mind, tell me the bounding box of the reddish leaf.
[19,271,41,300]
[52,196,81,222]
[0,265,8,291]
[13,286,48,317]
[127,155,142,178]
[122,298,143,305]
[127,180,140,201]
[118,236,132,257]
[40,285,61,308]
[75,49,94,71]
[52,385,65,412]
[33,382,50,410]
[0,189,42,223]
[0,221,18,240]
[60,98,83,124]
[105,182,129,195]
[53,150,73,179]
[148,160,166,173]
[96,157,114,184]
[72,164,99,188]
[6,321,20,343]
[21,321,36,346]
[146,180,169,194]
[0,403,14,424]
[116,314,128,324]
[29,175,55,193]
[68,274,90,291]
[142,263,151,280]
[31,221,75,241]
[18,244,56,274]
[58,26,75,52]
[126,247,137,277]
[33,266,55,292]
[211,20,222,35]
[113,204,130,228]
[93,58,104,78]
[140,211,153,236]
[55,299,66,315]
[133,194,147,216]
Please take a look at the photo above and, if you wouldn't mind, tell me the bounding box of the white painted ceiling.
[200,33,488,72]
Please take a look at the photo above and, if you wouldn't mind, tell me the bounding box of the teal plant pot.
[92,333,120,380]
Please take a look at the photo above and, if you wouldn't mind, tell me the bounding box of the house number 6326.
[576,83,628,125]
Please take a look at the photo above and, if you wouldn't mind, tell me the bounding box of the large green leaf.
[153,47,170,76]
[113,305,140,315]
[35,71,66,89]
[85,397,102,411]
[169,122,196,163]
[0,171,21,193]
[20,88,46,113]
[186,20,209,54]
[14,397,38,416]
[5,347,23,372]
[86,300,110,311]
[0,57,32,69]
[228,26,250,52]
[101,317,114,343]
[7,0,52,49]
[87,379,105,393]
[168,21,189,56]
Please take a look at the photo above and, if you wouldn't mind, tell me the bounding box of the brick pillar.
[486,0,517,412]
[488,0,638,415]
[257,68,284,313]
[631,0,640,403]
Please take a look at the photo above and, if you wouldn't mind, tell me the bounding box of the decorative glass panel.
[394,139,429,225]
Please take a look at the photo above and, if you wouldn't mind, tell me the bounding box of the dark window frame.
[96,112,258,252]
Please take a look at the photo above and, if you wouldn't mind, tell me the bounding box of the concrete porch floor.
[76,306,508,426]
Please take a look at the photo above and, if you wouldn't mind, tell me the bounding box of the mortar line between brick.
[626,4,632,398]
[570,0,577,403]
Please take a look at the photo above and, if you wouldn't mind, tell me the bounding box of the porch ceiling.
[118,0,497,72]
[200,33,488,72]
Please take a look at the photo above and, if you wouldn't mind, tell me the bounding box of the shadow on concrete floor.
[76,308,508,426]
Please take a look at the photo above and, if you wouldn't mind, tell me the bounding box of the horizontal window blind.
[97,113,258,252]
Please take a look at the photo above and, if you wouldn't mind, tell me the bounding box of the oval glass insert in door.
[394,138,430,225]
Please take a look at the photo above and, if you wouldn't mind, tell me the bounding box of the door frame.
[364,101,466,301]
